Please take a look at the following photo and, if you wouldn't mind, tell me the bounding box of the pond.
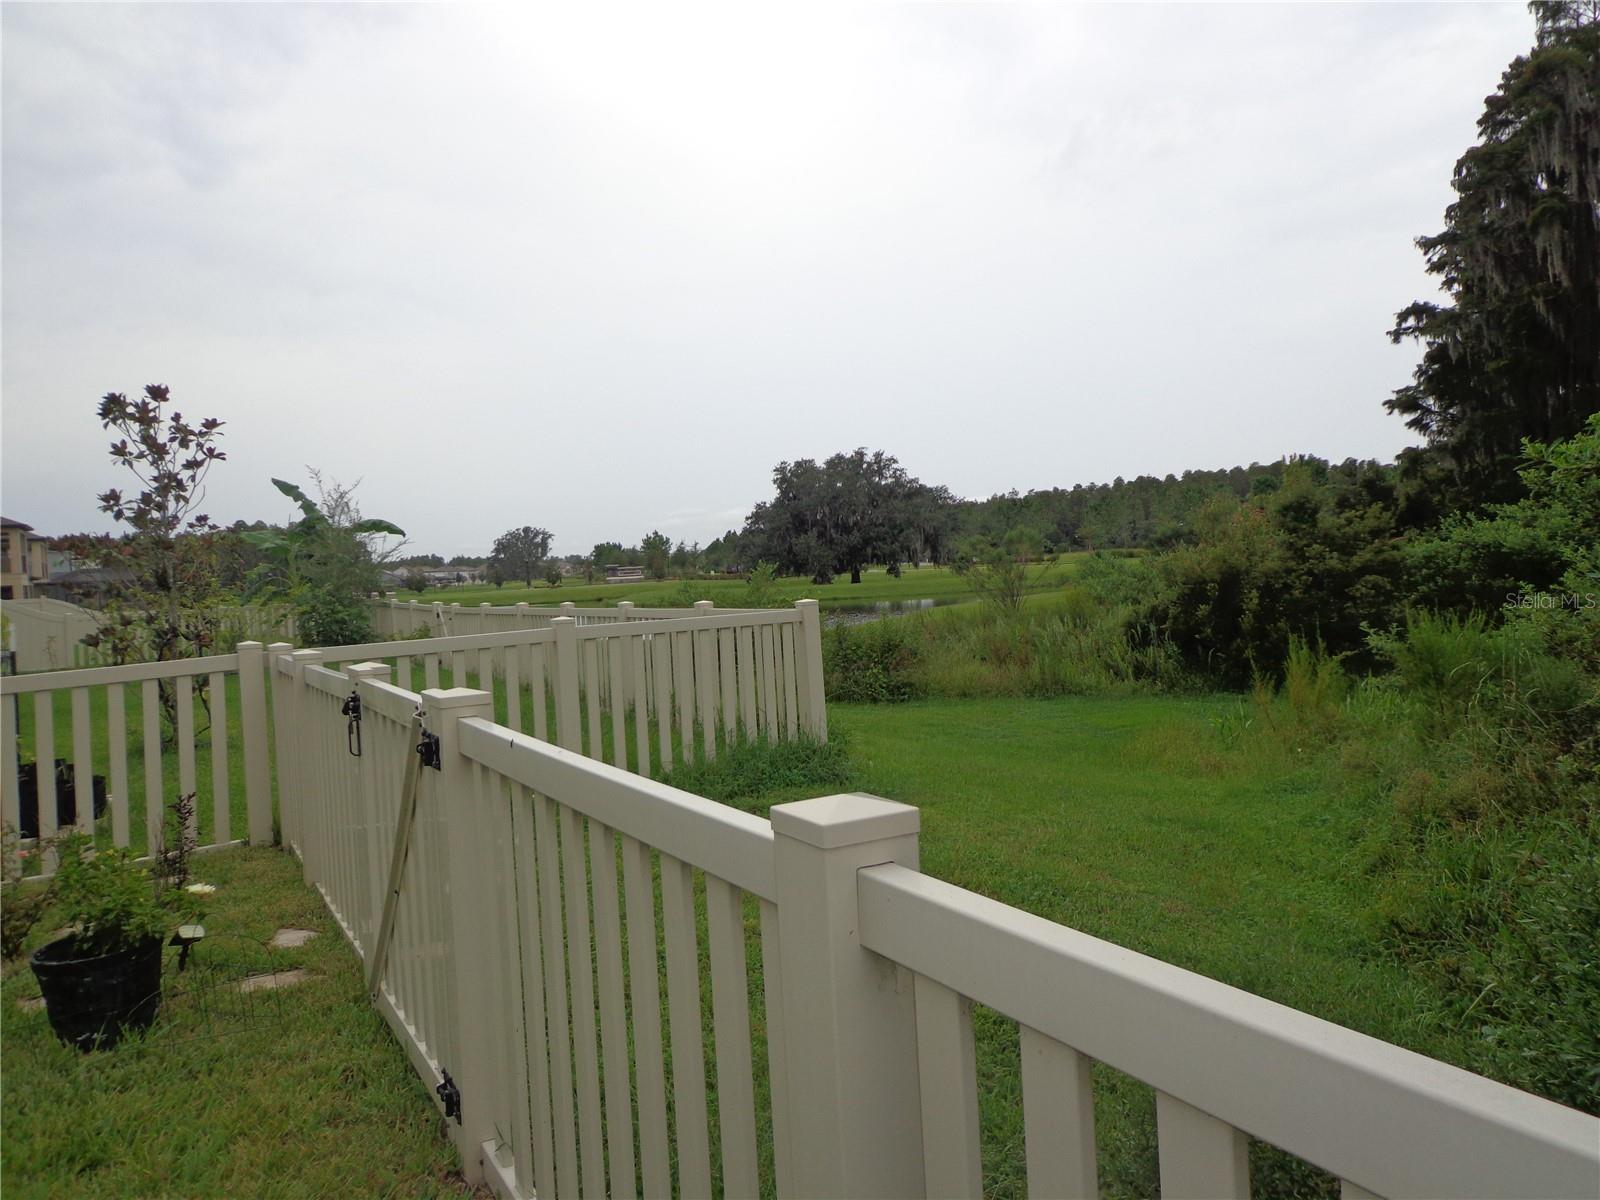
[821,596,972,628]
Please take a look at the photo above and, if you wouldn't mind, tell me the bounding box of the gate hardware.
[417,729,442,771]
[341,690,362,758]
[436,1071,462,1123]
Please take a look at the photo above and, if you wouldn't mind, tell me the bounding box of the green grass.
[815,698,1470,1198]
[400,560,1091,610]
[1,847,473,1199]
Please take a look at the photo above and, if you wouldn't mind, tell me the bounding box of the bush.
[295,588,373,648]
[824,620,920,702]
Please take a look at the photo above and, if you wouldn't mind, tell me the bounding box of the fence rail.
[370,595,750,639]
[275,654,1598,1200]
[0,643,273,878]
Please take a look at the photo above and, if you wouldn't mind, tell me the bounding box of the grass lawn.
[1,847,476,1199]
[401,559,1093,610]
[817,697,1471,1199]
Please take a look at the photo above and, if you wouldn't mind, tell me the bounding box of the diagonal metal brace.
[367,707,426,998]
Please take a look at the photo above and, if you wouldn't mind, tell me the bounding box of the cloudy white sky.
[2,2,1534,557]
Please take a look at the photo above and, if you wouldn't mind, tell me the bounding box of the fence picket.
[209,671,230,845]
[106,683,129,847]
[706,874,760,1200]
[69,688,93,837]
[589,820,638,1197]
[0,691,18,876]
[738,625,758,739]
[661,851,712,1198]
[510,791,556,1200]
[631,636,651,777]
[1156,1090,1251,1200]
[695,625,718,762]
[914,974,983,1199]
[1020,1024,1098,1199]
[141,680,161,858]
[672,630,695,760]
[622,833,672,1198]
[176,676,197,843]
[583,640,603,761]
[653,634,674,772]
[534,791,580,1197]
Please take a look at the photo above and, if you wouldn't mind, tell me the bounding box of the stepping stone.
[16,996,43,1013]
[268,928,318,949]
[238,968,310,994]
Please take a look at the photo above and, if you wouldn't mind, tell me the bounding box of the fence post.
[237,641,274,845]
[617,600,635,621]
[289,649,325,886]
[770,793,925,1198]
[551,616,583,752]
[266,642,295,848]
[693,599,715,614]
[796,599,829,741]
[425,685,498,1184]
[560,600,576,623]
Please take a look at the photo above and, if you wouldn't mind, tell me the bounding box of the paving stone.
[238,968,311,994]
[267,928,318,949]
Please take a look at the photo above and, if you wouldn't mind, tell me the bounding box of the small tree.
[243,476,404,647]
[85,386,228,666]
[641,530,671,579]
[952,529,1049,613]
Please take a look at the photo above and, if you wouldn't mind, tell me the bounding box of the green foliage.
[743,448,958,583]
[244,474,403,648]
[49,835,170,956]
[83,385,230,665]
[641,530,671,579]
[1146,465,1405,684]
[1407,413,1600,614]
[488,525,553,586]
[2,826,51,960]
[742,561,788,608]
[950,528,1046,613]
[656,735,857,813]
[824,620,922,702]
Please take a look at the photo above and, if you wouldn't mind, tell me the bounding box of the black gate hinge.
[341,691,362,758]
[436,1070,462,1123]
[417,728,442,771]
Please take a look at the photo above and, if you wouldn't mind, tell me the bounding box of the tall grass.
[824,587,1192,702]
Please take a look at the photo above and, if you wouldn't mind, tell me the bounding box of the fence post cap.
[693,599,715,611]
[290,648,324,662]
[421,686,494,711]
[771,793,919,849]
[344,661,391,679]
[551,615,575,628]
[237,639,264,652]
[796,598,819,610]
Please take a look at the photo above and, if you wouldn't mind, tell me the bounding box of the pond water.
[821,596,972,628]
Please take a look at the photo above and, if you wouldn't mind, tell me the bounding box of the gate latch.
[436,1070,462,1123]
[417,728,442,771]
[341,690,362,757]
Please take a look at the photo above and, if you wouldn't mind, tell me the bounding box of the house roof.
[1,517,34,531]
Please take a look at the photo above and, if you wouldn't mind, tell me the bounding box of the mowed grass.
[819,698,1470,1199]
[405,559,1092,610]
[0,847,475,1200]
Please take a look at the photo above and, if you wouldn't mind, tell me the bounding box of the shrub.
[295,588,373,648]
[824,620,920,703]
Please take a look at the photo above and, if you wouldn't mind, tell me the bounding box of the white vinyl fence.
[0,645,274,877]
[369,595,749,638]
[307,602,824,774]
[279,660,1600,1200]
[2,598,295,672]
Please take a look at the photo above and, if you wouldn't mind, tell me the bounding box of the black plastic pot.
[29,934,163,1051]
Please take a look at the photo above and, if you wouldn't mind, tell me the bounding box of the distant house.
[604,564,645,583]
[1,518,50,600]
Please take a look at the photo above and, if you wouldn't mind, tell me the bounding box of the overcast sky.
[2,2,1534,557]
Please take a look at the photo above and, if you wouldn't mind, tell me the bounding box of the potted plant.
[27,831,205,1051]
